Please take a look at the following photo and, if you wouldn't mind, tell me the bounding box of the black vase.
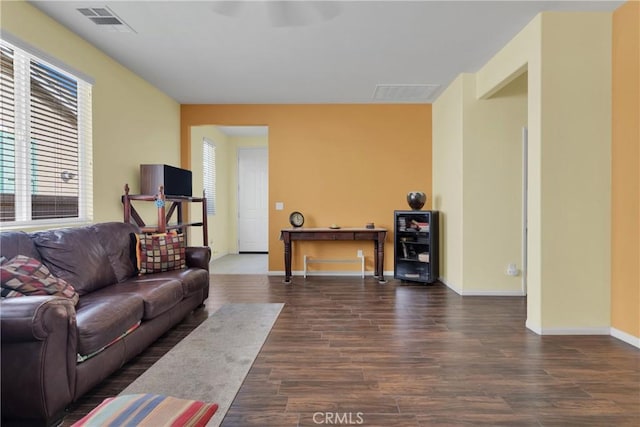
[407,191,426,210]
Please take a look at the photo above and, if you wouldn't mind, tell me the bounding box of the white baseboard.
[610,327,640,349]
[543,327,610,335]
[438,277,462,294]
[439,277,524,296]
[525,320,542,335]
[459,290,526,296]
[525,322,610,336]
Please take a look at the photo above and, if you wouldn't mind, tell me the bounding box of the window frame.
[0,36,93,229]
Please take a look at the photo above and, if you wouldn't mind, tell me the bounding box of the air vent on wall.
[372,84,441,103]
[77,6,135,33]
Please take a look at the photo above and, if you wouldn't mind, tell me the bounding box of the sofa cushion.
[75,293,144,357]
[0,231,41,261]
[0,255,79,305]
[129,268,208,297]
[109,278,184,320]
[32,227,117,295]
[90,222,140,282]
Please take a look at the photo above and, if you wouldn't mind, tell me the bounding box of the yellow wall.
[436,12,612,332]
[434,72,527,296]
[463,72,527,294]
[538,12,612,331]
[1,1,180,225]
[477,15,544,326]
[181,105,432,274]
[433,76,465,289]
[611,1,640,339]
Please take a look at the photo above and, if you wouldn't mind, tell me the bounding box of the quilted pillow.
[0,255,79,305]
[137,232,186,274]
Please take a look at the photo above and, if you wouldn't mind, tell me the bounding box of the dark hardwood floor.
[63,275,640,426]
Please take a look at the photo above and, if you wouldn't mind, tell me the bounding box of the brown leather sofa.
[0,222,211,427]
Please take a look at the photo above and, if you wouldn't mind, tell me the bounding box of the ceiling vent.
[77,7,135,32]
[372,84,440,103]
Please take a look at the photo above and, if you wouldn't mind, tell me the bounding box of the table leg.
[377,232,386,283]
[283,233,292,284]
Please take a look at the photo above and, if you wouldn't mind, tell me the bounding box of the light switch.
[275,202,284,211]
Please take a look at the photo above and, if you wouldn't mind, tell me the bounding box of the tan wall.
[434,72,527,296]
[437,11,612,332]
[538,13,612,331]
[1,1,180,225]
[611,1,640,339]
[462,72,527,294]
[433,76,465,289]
[181,105,432,274]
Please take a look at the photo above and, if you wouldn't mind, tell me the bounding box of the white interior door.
[238,148,268,252]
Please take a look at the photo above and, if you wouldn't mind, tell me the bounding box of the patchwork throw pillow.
[138,232,186,274]
[71,393,218,427]
[0,255,79,305]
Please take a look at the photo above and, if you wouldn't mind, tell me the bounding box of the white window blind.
[0,39,92,227]
[203,138,216,215]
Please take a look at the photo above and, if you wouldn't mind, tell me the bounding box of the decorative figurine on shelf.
[407,191,427,210]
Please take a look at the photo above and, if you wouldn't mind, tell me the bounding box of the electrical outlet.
[506,263,519,276]
[357,249,363,257]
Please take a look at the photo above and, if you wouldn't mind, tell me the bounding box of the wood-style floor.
[63,275,640,426]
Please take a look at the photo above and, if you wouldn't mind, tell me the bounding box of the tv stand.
[122,184,208,245]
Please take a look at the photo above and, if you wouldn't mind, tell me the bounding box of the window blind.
[0,38,92,226]
[203,138,216,215]
[0,44,16,221]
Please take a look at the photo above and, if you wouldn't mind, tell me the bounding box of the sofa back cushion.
[32,226,117,295]
[0,231,41,261]
[90,222,140,282]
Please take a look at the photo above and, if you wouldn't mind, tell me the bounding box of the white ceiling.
[29,0,622,104]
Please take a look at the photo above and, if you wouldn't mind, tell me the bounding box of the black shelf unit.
[394,210,439,283]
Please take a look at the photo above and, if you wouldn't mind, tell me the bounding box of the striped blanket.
[71,394,218,427]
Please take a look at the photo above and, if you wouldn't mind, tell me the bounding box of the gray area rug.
[120,303,284,426]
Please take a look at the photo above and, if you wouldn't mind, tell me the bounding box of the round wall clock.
[289,211,304,228]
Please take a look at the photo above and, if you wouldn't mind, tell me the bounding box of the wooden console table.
[280,227,387,284]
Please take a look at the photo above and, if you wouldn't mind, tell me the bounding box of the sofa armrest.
[185,246,211,272]
[1,296,77,426]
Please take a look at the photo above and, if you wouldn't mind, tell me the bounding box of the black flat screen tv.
[140,164,192,197]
